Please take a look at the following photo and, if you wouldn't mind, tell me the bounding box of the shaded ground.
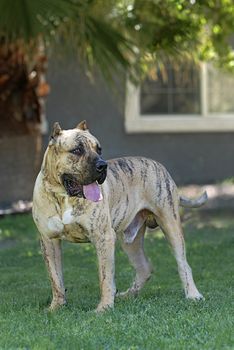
[0,211,233,349]
[181,184,234,210]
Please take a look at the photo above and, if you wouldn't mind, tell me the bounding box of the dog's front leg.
[92,229,116,312]
[40,236,66,311]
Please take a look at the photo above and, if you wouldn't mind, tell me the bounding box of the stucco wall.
[45,61,234,185]
[0,135,41,207]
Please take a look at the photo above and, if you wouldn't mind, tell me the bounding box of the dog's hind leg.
[156,210,203,300]
[117,224,152,298]
[40,236,66,310]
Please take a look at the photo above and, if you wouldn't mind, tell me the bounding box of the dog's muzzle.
[61,160,107,202]
[95,159,107,185]
[61,174,83,197]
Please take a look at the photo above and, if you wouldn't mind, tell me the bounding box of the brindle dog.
[33,121,207,312]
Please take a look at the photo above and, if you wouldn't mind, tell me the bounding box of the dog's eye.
[97,145,102,155]
[70,145,84,156]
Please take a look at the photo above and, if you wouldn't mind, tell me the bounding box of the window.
[125,62,234,133]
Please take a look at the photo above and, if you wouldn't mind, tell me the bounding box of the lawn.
[0,211,233,350]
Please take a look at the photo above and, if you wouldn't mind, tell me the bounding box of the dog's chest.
[57,199,91,243]
[62,223,90,243]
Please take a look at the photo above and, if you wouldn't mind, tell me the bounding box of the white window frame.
[125,64,234,133]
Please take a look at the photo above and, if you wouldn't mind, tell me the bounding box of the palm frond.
[0,0,75,41]
[0,0,233,83]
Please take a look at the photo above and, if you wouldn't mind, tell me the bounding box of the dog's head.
[47,121,107,202]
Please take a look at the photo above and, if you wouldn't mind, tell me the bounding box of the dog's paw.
[116,288,138,299]
[48,299,66,312]
[95,302,114,313]
[186,292,204,301]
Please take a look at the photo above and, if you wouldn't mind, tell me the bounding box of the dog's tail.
[179,191,208,208]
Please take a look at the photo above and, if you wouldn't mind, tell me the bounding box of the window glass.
[207,66,234,113]
[140,62,201,115]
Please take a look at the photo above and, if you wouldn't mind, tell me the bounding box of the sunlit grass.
[0,212,233,349]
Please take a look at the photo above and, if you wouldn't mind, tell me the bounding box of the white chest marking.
[48,216,64,233]
[62,209,75,225]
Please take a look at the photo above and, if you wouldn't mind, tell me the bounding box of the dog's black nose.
[96,159,107,173]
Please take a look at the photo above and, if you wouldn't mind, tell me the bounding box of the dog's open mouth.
[61,174,103,202]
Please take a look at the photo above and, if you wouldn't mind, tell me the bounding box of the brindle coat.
[33,121,207,312]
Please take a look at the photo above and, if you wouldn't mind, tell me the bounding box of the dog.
[32,121,207,312]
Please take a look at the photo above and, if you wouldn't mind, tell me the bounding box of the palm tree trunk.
[0,39,49,135]
[0,39,49,208]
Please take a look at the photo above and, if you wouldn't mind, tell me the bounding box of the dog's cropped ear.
[50,122,62,143]
[76,120,88,131]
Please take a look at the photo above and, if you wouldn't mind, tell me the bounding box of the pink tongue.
[83,182,103,202]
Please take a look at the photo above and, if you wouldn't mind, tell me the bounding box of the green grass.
[0,211,233,350]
